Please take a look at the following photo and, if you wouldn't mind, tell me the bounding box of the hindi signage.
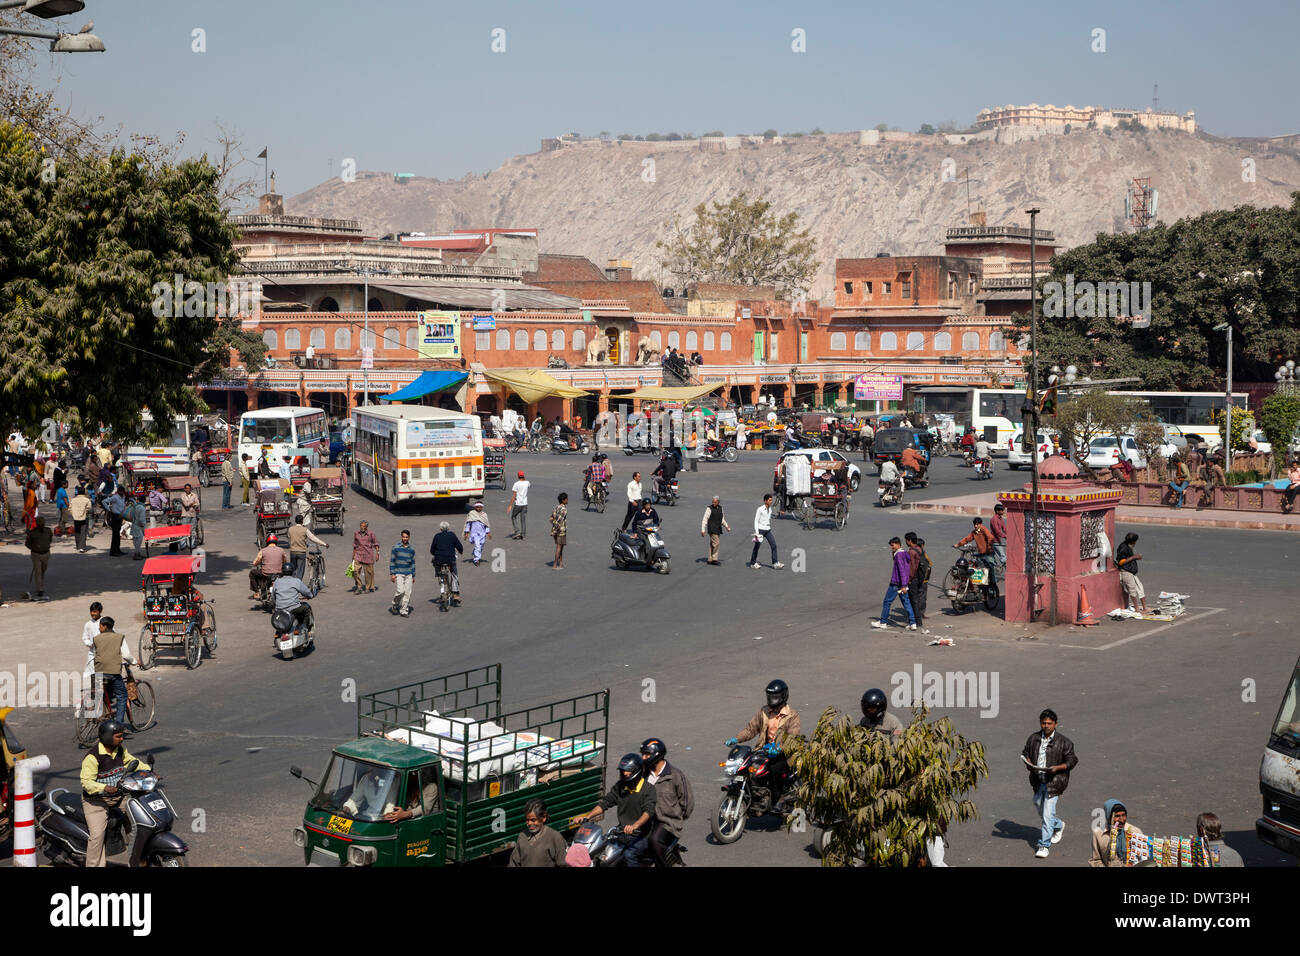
[853,373,903,401]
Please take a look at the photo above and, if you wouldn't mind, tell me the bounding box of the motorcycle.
[271,603,315,659]
[255,572,280,612]
[699,439,739,463]
[972,457,993,480]
[37,756,189,867]
[961,448,975,467]
[611,524,671,574]
[711,743,797,845]
[568,821,685,867]
[876,479,903,508]
[550,433,590,455]
[902,465,929,489]
[943,551,1000,613]
[651,474,679,506]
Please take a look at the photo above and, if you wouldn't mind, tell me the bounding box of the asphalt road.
[4,446,1296,868]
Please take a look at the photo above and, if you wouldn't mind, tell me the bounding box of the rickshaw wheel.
[76,717,101,747]
[128,680,155,732]
[184,625,202,669]
[201,604,218,653]
[800,503,814,531]
[199,469,211,488]
[834,501,848,529]
[138,625,156,670]
[193,517,204,546]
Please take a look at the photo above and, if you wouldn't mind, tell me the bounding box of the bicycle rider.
[430,520,464,606]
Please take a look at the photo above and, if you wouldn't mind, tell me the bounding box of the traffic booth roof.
[141,555,199,576]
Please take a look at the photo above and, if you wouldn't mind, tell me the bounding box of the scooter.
[271,603,315,659]
[972,458,993,480]
[37,756,189,867]
[611,525,671,574]
[710,742,797,845]
[877,480,903,507]
[569,821,685,866]
[651,475,679,506]
[550,433,590,455]
[902,465,929,489]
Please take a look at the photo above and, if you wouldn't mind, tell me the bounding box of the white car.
[1006,431,1054,470]
[776,449,862,491]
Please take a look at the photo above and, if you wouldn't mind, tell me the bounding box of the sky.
[21,0,1300,200]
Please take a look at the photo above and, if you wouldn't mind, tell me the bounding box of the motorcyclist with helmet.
[584,454,609,505]
[80,720,151,867]
[272,572,315,635]
[249,533,288,599]
[727,679,801,799]
[641,737,694,867]
[652,450,678,500]
[860,688,903,738]
[573,753,658,867]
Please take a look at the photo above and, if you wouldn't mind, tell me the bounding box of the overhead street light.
[20,0,86,16]
[0,0,102,51]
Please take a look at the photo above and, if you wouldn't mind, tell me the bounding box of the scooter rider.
[900,444,927,481]
[860,688,903,738]
[573,753,658,867]
[80,720,150,867]
[878,458,903,503]
[273,573,315,634]
[641,737,693,867]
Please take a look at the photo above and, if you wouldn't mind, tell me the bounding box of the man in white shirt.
[735,421,747,451]
[879,458,903,503]
[508,471,530,540]
[622,472,643,531]
[76,602,105,716]
[748,493,783,570]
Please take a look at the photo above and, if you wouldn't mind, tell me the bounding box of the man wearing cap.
[463,501,491,564]
[508,471,530,540]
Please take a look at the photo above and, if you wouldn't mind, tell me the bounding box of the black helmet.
[617,753,644,785]
[639,738,667,766]
[861,688,887,719]
[98,718,126,748]
[592,454,600,462]
[765,679,789,710]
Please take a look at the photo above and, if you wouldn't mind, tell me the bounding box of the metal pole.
[363,271,370,406]
[1225,326,1233,473]
[1027,207,1041,621]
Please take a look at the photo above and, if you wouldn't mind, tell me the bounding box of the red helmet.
[266,534,278,544]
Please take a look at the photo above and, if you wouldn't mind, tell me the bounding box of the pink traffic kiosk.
[998,455,1124,624]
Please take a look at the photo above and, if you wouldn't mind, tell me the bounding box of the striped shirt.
[389,544,416,576]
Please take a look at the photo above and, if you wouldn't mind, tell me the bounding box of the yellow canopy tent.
[623,383,722,403]
[482,369,588,403]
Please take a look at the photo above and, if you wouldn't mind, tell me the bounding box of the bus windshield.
[1270,663,1300,749]
[241,418,294,444]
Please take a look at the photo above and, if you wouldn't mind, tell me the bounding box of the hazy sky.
[25,0,1300,199]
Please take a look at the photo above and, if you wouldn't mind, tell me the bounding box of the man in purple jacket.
[871,536,917,630]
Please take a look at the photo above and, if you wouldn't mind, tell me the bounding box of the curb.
[904,501,1300,532]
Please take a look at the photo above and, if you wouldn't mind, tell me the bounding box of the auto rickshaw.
[1,707,28,841]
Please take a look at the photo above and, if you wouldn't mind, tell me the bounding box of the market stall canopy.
[380,370,468,403]
[623,384,722,403]
[482,369,587,402]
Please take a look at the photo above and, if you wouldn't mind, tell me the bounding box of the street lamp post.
[1026,206,1041,621]
[1214,323,1233,473]
[1276,360,1297,388]
[0,0,104,51]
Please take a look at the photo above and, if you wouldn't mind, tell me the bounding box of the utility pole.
[1026,206,1041,621]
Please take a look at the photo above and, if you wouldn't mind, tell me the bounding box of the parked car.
[775,449,862,492]
[1007,431,1054,470]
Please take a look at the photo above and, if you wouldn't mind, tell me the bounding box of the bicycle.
[435,562,454,612]
[303,546,327,595]
[76,664,156,745]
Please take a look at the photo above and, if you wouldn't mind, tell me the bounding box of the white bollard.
[13,754,51,867]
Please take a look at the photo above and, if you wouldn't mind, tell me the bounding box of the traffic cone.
[1076,584,1098,626]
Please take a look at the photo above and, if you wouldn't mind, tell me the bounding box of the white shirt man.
[735,422,747,450]
[626,477,642,504]
[974,439,991,461]
[508,474,531,539]
[82,614,101,674]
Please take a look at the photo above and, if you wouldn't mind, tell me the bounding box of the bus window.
[241,419,291,444]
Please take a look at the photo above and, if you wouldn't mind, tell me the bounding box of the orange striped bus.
[351,405,484,507]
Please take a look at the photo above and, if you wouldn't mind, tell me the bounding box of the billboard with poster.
[418,311,461,359]
[854,373,903,401]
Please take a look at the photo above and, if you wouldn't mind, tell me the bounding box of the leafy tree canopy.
[1013,194,1300,390]
[656,191,818,295]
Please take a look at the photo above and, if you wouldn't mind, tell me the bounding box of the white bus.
[352,404,484,506]
[238,407,329,473]
[911,387,1248,453]
[125,413,192,475]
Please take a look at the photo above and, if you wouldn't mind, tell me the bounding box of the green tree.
[1052,390,1148,473]
[1210,404,1255,453]
[0,121,241,438]
[762,129,778,139]
[918,123,936,135]
[874,123,888,132]
[786,706,988,867]
[656,192,818,295]
[703,130,725,137]
[1259,389,1300,474]
[1013,195,1300,389]
[810,127,825,135]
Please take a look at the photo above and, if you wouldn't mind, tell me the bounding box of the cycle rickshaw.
[137,554,217,670]
[795,461,851,531]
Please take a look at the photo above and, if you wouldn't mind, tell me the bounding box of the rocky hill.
[286,129,1300,297]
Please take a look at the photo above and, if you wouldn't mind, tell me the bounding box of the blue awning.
[380,371,468,403]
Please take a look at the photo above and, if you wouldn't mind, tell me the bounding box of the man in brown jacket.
[729,679,801,748]
[641,737,694,867]
[26,515,54,599]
